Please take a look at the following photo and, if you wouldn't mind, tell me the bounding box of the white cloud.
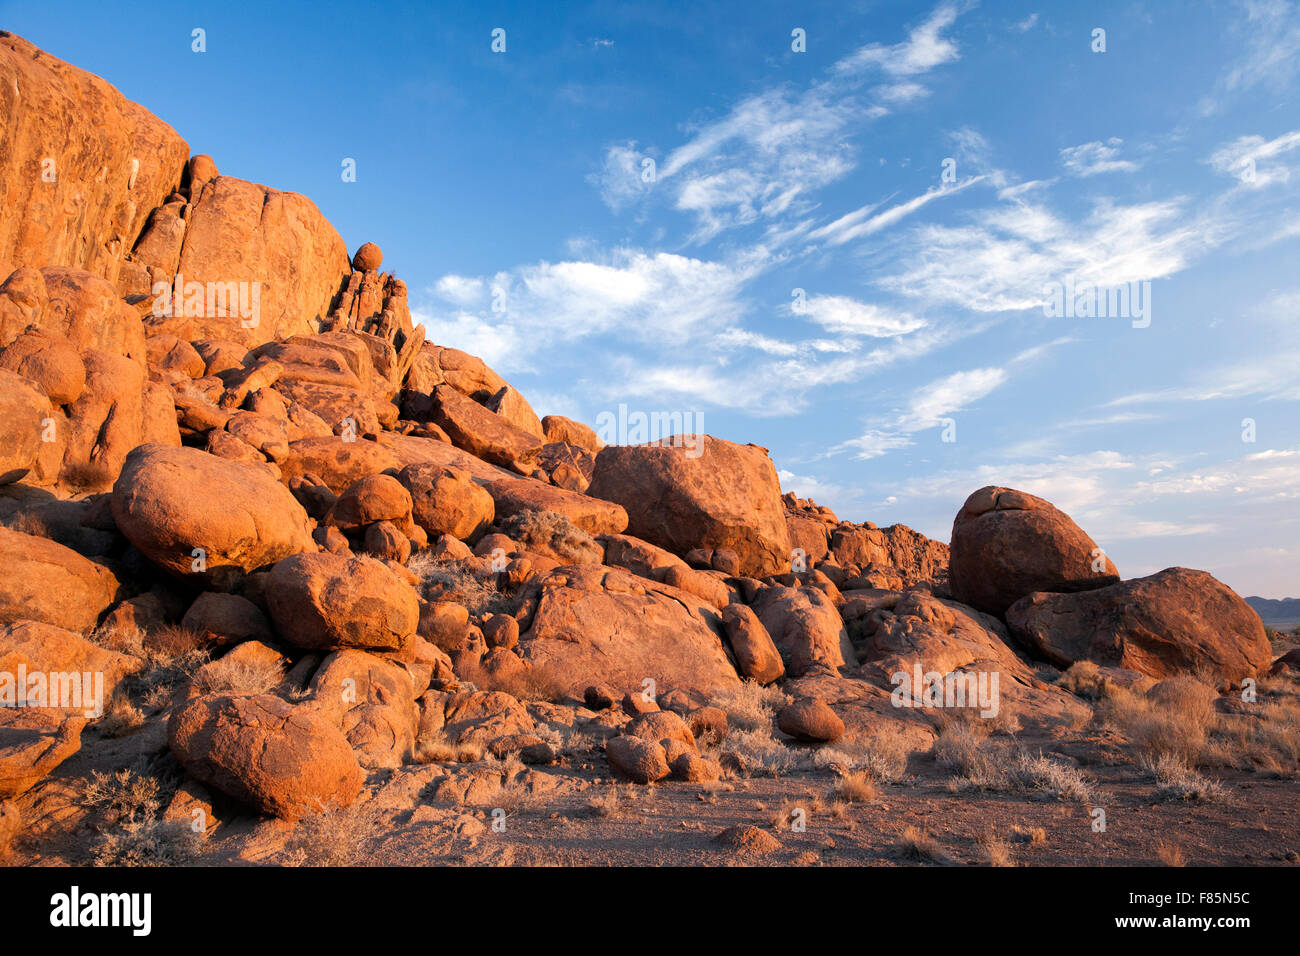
[833,2,964,77]
[808,178,983,246]
[839,366,1009,460]
[1208,129,1300,188]
[590,142,655,211]
[800,295,926,337]
[1200,0,1300,115]
[1059,138,1140,177]
[876,197,1220,313]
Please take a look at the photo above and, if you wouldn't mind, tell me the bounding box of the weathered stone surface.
[397,463,494,542]
[0,528,121,630]
[586,435,790,576]
[266,552,419,652]
[483,476,627,537]
[428,384,543,473]
[0,621,140,712]
[173,175,350,346]
[112,444,315,586]
[0,33,189,285]
[1006,567,1272,683]
[949,486,1118,616]
[0,369,50,484]
[168,694,363,820]
[777,699,844,742]
[541,415,602,453]
[750,585,852,676]
[516,565,741,699]
[606,734,670,784]
[0,715,86,800]
[720,603,785,685]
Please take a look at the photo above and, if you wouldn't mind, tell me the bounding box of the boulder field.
[0,33,1284,842]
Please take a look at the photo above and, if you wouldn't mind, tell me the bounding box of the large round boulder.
[0,528,122,631]
[111,444,316,587]
[585,435,791,577]
[266,551,419,652]
[396,463,494,542]
[1006,567,1272,683]
[168,694,363,820]
[948,486,1118,616]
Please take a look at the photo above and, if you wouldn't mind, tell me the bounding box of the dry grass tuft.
[80,767,197,866]
[407,551,518,616]
[1144,754,1228,803]
[192,654,285,697]
[979,833,1016,867]
[897,825,950,864]
[1156,841,1186,867]
[412,732,484,764]
[280,803,378,866]
[1010,825,1048,845]
[828,770,879,804]
[495,509,602,565]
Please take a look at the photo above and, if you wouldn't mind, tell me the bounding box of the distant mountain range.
[1246,596,1300,623]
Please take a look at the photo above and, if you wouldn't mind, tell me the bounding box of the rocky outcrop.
[0,32,189,286]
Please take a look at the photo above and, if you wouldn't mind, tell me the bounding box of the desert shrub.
[81,767,197,866]
[88,623,209,711]
[979,833,1015,867]
[407,551,517,616]
[1,510,49,538]
[97,692,145,738]
[897,826,950,864]
[495,509,601,564]
[1058,660,1110,699]
[412,732,484,764]
[828,770,878,804]
[280,803,378,866]
[721,727,800,777]
[1010,825,1047,845]
[709,681,790,732]
[1010,751,1095,802]
[475,757,536,812]
[192,653,285,697]
[1156,841,1186,867]
[1144,754,1228,803]
[585,783,625,818]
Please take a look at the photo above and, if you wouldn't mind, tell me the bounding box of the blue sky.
[6,0,1299,596]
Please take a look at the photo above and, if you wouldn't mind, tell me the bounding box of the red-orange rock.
[0,33,189,285]
[1007,567,1272,682]
[0,528,122,631]
[351,242,382,272]
[266,551,418,652]
[587,435,791,577]
[949,486,1119,616]
[111,444,315,586]
[168,694,363,820]
[516,565,741,699]
[175,176,350,346]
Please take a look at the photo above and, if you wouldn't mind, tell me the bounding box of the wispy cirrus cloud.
[1059,138,1140,177]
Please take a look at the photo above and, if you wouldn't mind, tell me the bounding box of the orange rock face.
[0,32,190,284]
